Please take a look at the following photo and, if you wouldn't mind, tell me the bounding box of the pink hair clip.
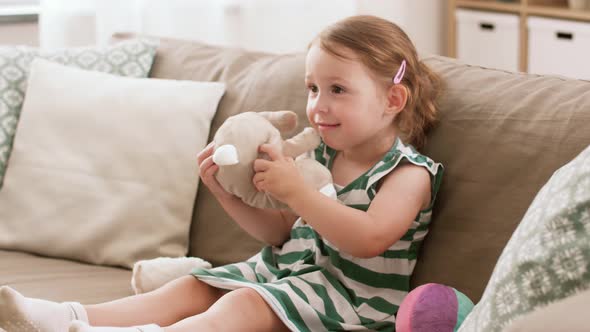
[393,60,406,84]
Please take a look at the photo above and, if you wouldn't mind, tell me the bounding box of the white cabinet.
[528,16,590,80]
[0,21,38,46]
[0,5,39,46]
[456,9,519,71]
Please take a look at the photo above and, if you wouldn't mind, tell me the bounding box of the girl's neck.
[339,127,397,167]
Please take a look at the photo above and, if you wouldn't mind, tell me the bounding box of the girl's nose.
[310,94,329,113]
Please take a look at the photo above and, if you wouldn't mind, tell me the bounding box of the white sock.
[0,286,88,332]
[69,320,163,332]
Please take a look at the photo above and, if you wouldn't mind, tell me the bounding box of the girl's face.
[305,44,394,152]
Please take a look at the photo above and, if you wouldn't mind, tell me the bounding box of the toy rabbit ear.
[282,127,321,158]
[258,110,298,134]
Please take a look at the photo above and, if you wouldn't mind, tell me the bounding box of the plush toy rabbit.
[212,110,335,208]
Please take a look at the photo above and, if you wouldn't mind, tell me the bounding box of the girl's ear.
[385,84,408,116]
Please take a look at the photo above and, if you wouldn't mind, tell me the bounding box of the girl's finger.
[255,181,264,192]
[199,155,215,175]
[252,172,264,185]
[204,164,219,178]
[197,142,215,164]
[259,144,281,161]
[253,158,271,172]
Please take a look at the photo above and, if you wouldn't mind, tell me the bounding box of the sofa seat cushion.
[0,250,132,303]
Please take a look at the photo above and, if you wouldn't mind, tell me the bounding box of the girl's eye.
[331,86,344,94]
[307,85,318,93]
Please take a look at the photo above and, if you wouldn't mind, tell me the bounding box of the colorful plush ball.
[396,283,474,332]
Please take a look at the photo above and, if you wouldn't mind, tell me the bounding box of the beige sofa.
[1,34,589,321]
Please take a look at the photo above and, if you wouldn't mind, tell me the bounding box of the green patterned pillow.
[458,145,590,331]
[0,38,158,189]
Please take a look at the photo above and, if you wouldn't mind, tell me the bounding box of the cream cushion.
[0,38,158,189]
[0,59,225,268]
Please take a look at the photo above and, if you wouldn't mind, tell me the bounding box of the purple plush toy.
[396,283,474,332]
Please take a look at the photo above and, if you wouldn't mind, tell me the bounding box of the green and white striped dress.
[192,138,444,331]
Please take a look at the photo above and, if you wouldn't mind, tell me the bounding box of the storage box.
[456,9,519,71]
[528,16,590,80]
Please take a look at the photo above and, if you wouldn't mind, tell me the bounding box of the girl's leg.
[0,276,223,332]
[87,276,224,327]
[164,288,290,332]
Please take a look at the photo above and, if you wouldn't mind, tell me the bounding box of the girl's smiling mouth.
[316,122,340,130]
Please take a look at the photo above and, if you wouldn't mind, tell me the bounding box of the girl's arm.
[253,144,431,257]
[216,194,298,246]
[198,142,298,246]
[286,164,431,257]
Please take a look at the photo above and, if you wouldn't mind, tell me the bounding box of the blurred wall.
[36,0,447,55]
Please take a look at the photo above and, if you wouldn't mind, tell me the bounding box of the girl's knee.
[221,289,274,319]
[160,276,215,293]
[152,276,223,309]
[225,288,290,331]
[195,288,288,332]
[227,288,265,306]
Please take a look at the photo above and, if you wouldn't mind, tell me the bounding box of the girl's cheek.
[305,108,315,125]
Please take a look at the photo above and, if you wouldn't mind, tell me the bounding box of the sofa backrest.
[416,56,590,301]
[114,34,590,302]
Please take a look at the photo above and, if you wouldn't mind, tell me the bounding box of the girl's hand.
[197,142,234,200]
[252,144,308,204]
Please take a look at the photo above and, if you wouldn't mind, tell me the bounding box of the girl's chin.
[319,136,343,150]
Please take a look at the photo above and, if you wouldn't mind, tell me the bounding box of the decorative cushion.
[0,38,158,189]
[458,144,590,331]
[0,59,225,268]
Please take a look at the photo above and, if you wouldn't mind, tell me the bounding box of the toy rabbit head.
[212,110,334,209]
